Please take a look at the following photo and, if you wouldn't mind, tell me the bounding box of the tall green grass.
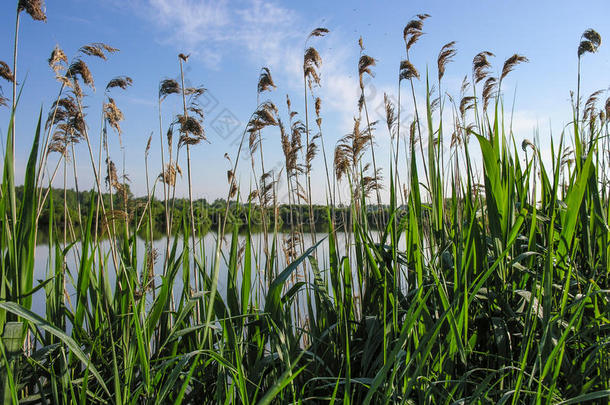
[0,5,609,404]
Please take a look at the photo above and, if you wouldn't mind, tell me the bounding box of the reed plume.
[472,51,494,83]
[79,43,119,60]
[500,54,528,82]
[18,0,46,21]
[0,61,15,83]
[159,79,181,99]
[257,67,276,93]
[106,76,133,91]
[437,41,457,81]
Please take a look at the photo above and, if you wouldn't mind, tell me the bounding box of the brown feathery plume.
[437,41,457,81]
[308,27,329,39]
[605,97,610,119]
[177,115,205,144]
[159,79,181,99]
[384,93,396,137]
[68,59,94,89]
[178,53,190,62]
[459,96,476,116]
[18,0,46,21]
[257,67,276,93]
[48,45,68,76]
[583,89,605,120]
[579,29,602,57]
[247,101,278,136]
[482,77,497,111]
[145,134,152,155]
[521,139,536,152]
[500,54,528,82]
[399,59,419,81]
[0,61,15,83]
[104,98,125,136]
[360,167,384,198]
[403,14,430,50]
[79,43,119,60]
[159,163,180,186]
[358,55,376,88]
[304,47,322,88]
[314,97,321,117]
[106,76,133,91]
[472,51,494,83]
[306,134,320,170]
[358,36,364,51]
[460,76,470,95]
[184,86,206,97]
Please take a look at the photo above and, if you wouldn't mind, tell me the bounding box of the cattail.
[0,61,15,83]
[68,59,94,89]
[437,41,457,81]
[472,51,494,83]
[106,76,133,91]
[257,67,276,93]
[578,29,602,57]
[399,59,419,81]
[18,0,46,21]
[159,79,181,100]
[501,54,528,82]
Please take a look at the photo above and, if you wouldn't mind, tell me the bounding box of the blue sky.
[1,0,609,202]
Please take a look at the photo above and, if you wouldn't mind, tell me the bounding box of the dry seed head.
[304,47,322,88]
[18,0,46,21]
[358,54,376,88]
[482,77,497,111]
[257,67,276,93]
[178,53,190,62]
[399,59,419,81]
[68,59,94,89]
[501,54,528,81]
[460,96,475,119]
[308,27,329,39]
[437,41,457,81]
[472,51,494,83]
[460,76,470,95]
[0,61,14,83]
[159,79,181,99]
[106,76,133,91]
[384,93,396,136]
[104,98,125,135]
[579,29,602,57]
[314,97,321,117]
[79,43,119,60]
[48,46,68,76]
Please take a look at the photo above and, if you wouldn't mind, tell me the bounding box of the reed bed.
[1,3,610,404]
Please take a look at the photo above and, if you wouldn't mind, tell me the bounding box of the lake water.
[31,231,406,316]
